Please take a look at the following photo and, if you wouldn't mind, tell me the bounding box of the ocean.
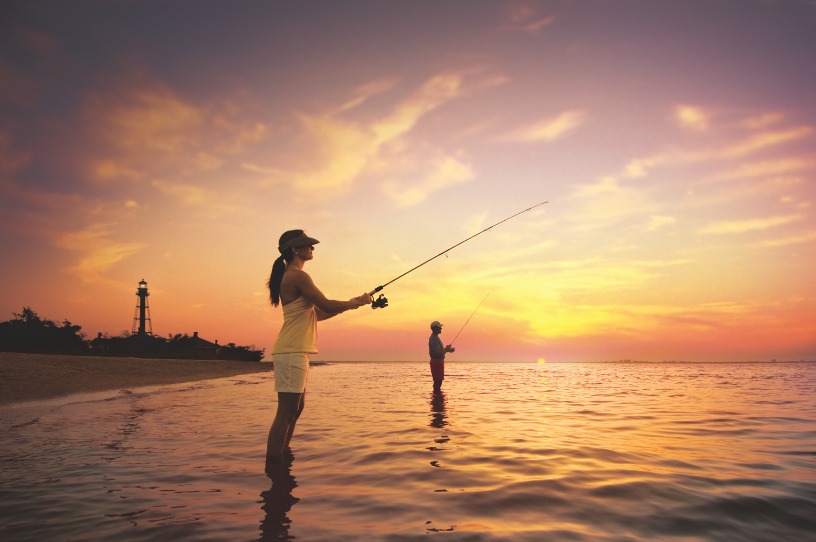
[1,361,814,541]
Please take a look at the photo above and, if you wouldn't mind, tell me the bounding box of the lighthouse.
[132,279,153,335]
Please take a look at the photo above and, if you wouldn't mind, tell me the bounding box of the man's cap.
[278,230,320,253]
[430,321,443,329]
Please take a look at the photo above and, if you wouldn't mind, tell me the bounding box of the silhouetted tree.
[0,307,89,354]
[1,307,263,360]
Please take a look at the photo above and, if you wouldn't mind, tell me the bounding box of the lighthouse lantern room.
[132,279,153,336]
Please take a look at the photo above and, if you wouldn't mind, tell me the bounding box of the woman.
[265,229,371,469]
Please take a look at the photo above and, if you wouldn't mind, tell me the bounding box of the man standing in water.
[429,321,455,390]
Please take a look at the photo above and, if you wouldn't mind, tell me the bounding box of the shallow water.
[1,361,815,541]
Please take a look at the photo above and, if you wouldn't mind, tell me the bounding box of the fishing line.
[449,291,491,346]
[368,200,547,308]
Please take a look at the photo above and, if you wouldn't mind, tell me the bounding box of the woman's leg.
[283,391,305,451]
[267,391,304,461]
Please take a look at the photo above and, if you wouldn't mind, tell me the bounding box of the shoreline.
[0,352,273,406]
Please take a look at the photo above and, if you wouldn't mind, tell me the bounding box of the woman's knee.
[275,393,303,420]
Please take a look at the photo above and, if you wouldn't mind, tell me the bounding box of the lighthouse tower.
[132,279,153,335]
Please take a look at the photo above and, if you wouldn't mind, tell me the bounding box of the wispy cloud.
[55,223,146,281]
[620,114,813,182]
[287,114,379,196]
[571,176,626,199]
[80,73,266,184]
[151,179,209,206]
[565,175,652,226]
[699,214,802,235]
[674,104,709,131]
[383,155,474,207]
[709,156,815,182]
[753,230,816,248]
[0,131,87,233]
[622,155,670,179]
[150,178,241,217]
[0,18,61,109]
[285,71,484,199]
[505,110,589,143]
[373,73,466,142]
[719,126,813,158]
[83,84,204,162]
[645,215,676,231]
[0,131,32,181]
[501,3,555,32]
[90,160,145,183]
[338,78,399,113]
[742,112,784,130]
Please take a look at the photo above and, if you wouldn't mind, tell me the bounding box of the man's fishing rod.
[449,292,491,346]
[368,200,547,308]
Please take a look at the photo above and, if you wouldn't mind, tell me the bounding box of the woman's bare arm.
[289,269,369,314]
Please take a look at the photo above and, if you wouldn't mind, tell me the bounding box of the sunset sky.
[2,0,815,362]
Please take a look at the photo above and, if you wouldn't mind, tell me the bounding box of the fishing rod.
[368,200,547,308]
[449,292,491,345]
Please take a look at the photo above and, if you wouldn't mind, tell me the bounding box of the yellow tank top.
[272,296,318,354]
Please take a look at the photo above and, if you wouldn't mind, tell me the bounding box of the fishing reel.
[371,294,389,309]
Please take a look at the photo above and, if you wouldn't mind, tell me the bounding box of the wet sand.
[0,352,272,405]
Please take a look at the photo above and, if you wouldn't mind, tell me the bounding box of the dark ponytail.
[269,229,308,306]
[268,248,294,306]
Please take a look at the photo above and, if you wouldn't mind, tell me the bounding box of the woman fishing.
[266,229,371,469]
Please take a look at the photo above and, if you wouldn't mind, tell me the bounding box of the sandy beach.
[0,352,272,405]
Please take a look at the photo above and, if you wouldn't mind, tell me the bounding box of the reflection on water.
[260,455,298,541]
[428,389,449,473]
[1,361,815,541]
[428,389,447,429]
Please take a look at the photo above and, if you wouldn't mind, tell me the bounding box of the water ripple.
[0,361,814,541]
